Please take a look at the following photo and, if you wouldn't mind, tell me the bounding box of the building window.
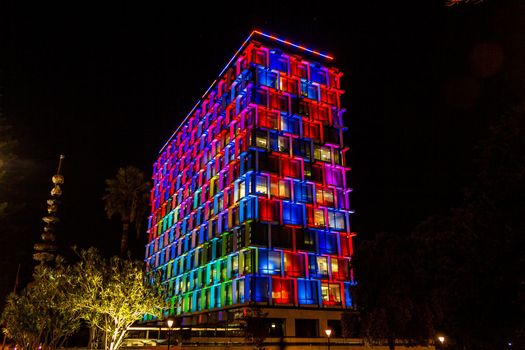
[271,225,293,249]
[321,283,342,305]
[318,231,337,255]
[280,115,300,135]
[272,277,293,304]
[297,279,319,305]
[310,65,328,85]
[255,174,269,195]
[301,81,319,100]
[327,210,346,231]
[295,319,318,337]
[314,208,326,227]
[284,252,306,277]
[252,48,268,66]
[282,202,303,226]
[258,109,279,129]
[257,68,278,89]
[250,222,268,246]
[255,130,268,149]
[296,229,316,252]
[317,188,335,207]
[270,51,289,73]
[271,178,291,199]
[236,278,245,304]
[309,255,328,278]
[280,76,298,95]
[281,158,301,178]
[243,249,255,275]
[294,182,314,204]
[252,276,270,302]
[291,61,309,79]
[314,145,332,163]
[325,167,344,187]
[293,138,312,159]
[231,254,239,277]
[259,198,280,222]
[332,258,350,281]
[258,249,282,275]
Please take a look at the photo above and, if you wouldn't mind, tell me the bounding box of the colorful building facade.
[145,31,354,336]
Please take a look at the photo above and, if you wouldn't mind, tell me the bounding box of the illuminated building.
[145,31,354,337]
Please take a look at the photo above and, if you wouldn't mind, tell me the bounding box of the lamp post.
[437,336,445,350]
[325,329,332,350]
[167,318,174,350]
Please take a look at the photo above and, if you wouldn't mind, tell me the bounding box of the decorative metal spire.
[33,155,65,264]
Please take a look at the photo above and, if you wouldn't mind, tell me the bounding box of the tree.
[352,233,434,350]
[103,166,151,256]
[341,309,361,339]
[1,258,81,350]
[242,302,269,350]
[68,248,165,350]
[412,105,525,349]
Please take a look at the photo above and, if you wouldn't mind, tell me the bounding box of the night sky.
[1,1,524,304]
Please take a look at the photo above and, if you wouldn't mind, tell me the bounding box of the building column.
[285,317,295,337]
[319,318,329,336]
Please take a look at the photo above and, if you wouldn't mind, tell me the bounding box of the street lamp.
[325,329,332,350]
[167,318,174,350]
[437,335,445,350]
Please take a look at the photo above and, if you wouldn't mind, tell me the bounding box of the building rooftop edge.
[158,30,335,155]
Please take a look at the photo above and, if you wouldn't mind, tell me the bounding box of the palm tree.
[103,166,151,257]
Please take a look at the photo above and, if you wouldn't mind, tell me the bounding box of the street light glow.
[438,336,445,344]
[325,329,332,337]
[167,318,174,328]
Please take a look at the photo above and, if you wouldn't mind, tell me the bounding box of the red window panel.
[251,47,268,66]
[284,252,306,277]
[272,277,294,304]
[259,198,280,222]
[304,121,321,140]
[340,234,353,257]
[281,158,301,178]
[281,76,299,95]
[257,108,279,129]
[305,205,315,227]
[336,258,351,281]
[291,60,309,79]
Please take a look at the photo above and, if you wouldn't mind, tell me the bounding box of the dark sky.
[1,1,524,302]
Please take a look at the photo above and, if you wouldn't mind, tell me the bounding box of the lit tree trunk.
[120,221,130,257]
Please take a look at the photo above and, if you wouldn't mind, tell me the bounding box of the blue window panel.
[298,279,319,305]
[344,282,353,307]
[281,114,300,134]
[318,231,338,255]
[258,249,282,275]
[251,276,270,302]
[282,202,303,226]
[301,80,319,100]
[257,68,278,89]
[310,65,327,85]
[270,51,288,73]
[294,181,314,203]
[240,197,255,223]
[181,234,188,252]
[214,196,219,215]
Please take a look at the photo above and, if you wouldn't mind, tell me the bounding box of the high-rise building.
[145,31,354,337]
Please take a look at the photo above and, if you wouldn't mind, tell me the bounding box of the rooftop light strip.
[252,30,334,60]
